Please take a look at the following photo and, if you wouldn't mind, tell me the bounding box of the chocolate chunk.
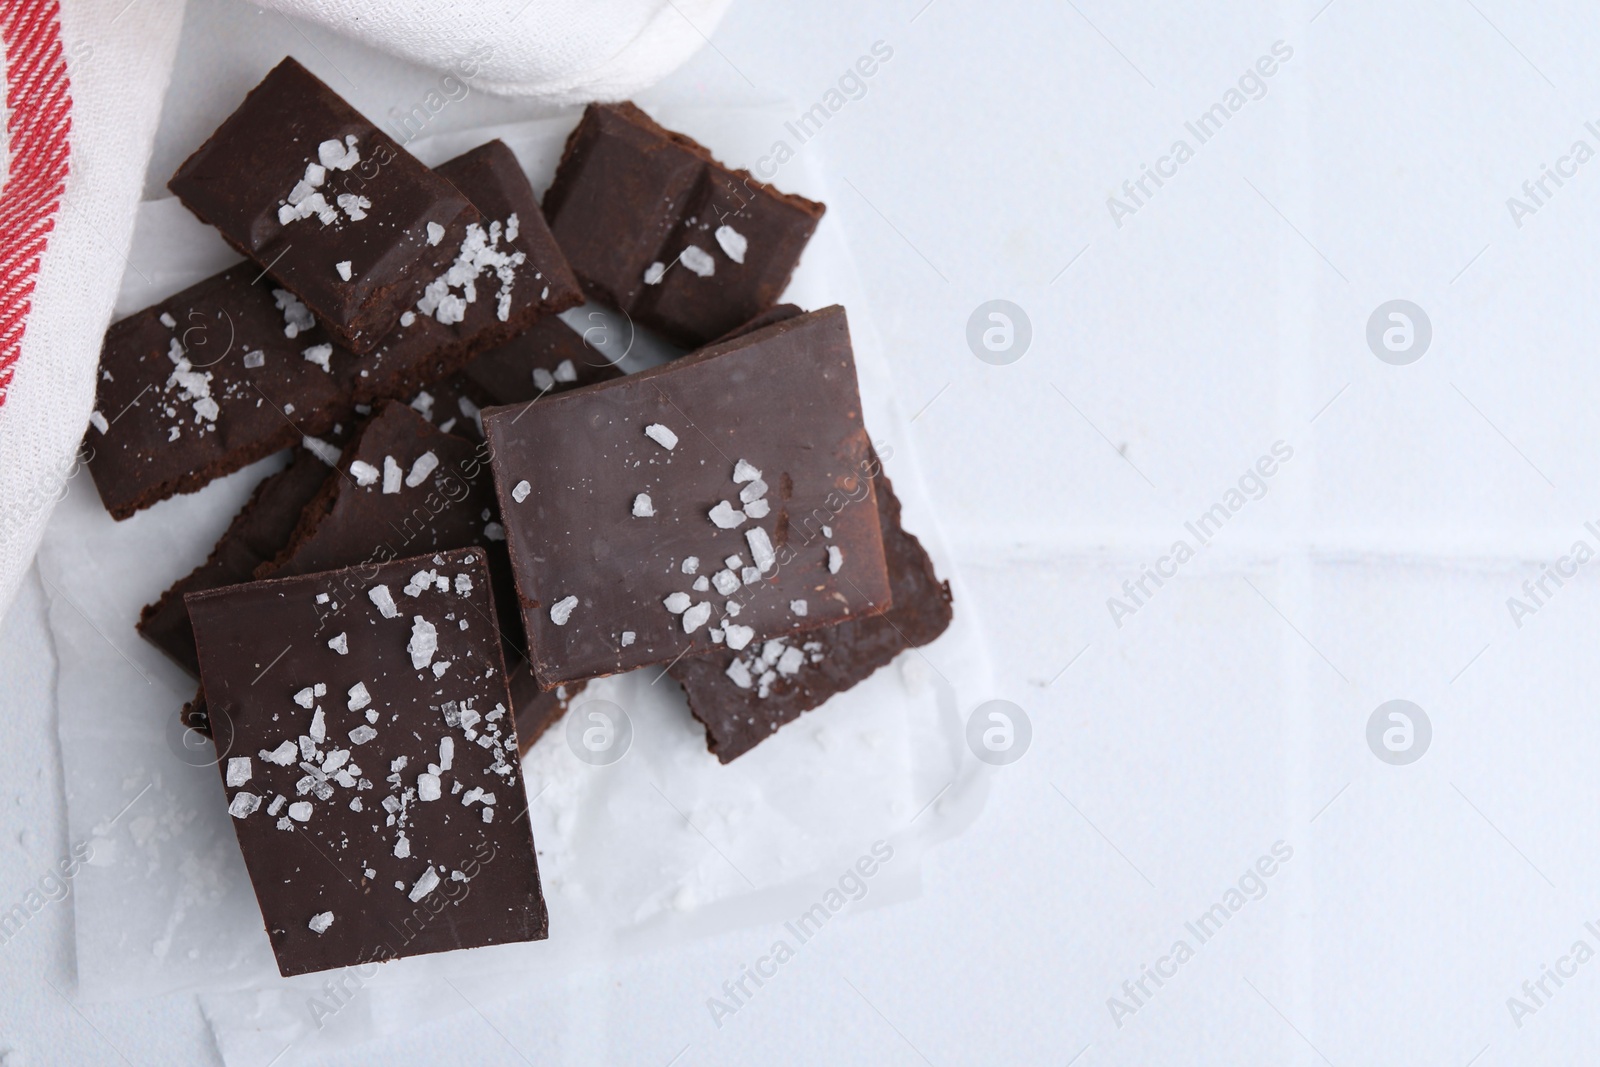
[257,400,522,653]
[91,139,578,519]
[186,547,544,977]
[168,57,477,353]
[139,448,331,675]
[483,304,891,689]
[543,103,824,347]
[508,666,584,756]
[670,470,952,761]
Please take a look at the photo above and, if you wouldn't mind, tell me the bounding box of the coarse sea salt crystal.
[512,480,531,503]
[733,459,761,483]
[550,596,578,625]
[828,546,843,574]
[633,493,655,517]
[89,411,109,434]
[288,801,312,823]
[747,528,776,572]
[226,757,252,787]
[228,792,260,818]
[417,773,441,802]
[791,599,808,616]
[745,499,770,519]
[159,312,177,328]
[693,575,710,592]
[724,624,755,651]
[739,479,768,504]
[644,423,678,450]
[643,261,667,285]
[553,359,577,383]
[621,631,635,646]
[532,367,555,391]
[369,585,399,618]
[348,725,377,745]
[427,221,445,246]
[409,868,441,902]
[308,912,335,934]
[726,659,753,688]
[680,244,715,277]
[382,455,402,494]
[454,573,472,595]
[242,349,266,369]
[336,261,352,281]
[408,617,437,669]
[302,343,333,373]
[405,451,439,488]
[294,687,315,709]
[261,741,297,766]
[663,592,691,614]
[777,646,805,676]
[682,602,712,633]
[682,556,700,574]
[350,460,379,486]
[329,632,348,655]
[484,522,505,541]
[348,682,371,711]
[715,225,748,264]
[712,570,740,596]
[709,501,745,529]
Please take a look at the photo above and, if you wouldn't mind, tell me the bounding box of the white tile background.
[5,0,1600,1063]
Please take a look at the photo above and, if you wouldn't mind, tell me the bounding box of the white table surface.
[6,0,1600,1063]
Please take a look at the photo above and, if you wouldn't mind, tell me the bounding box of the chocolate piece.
[139,448,331,675]
[483,304,891,689]
[91,140,579,520]
[413,316,625,445]
[507,665,584,756]
[168,58,477,353]
[257,400,522,652]
[670,470,952,761]
[543,103,825,347]
[187,547,544,977]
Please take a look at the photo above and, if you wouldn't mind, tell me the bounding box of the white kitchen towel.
[256,0,735,100]
[0,0,729,626]
[0,0,184,626]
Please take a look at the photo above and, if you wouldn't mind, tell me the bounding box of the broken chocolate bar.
[139,448,331,675]
[670,469,952,761]
[543,103,825,347]
[91,139,579,520]
[168,57,477,353]
[187,547,544,977]
[483,304,891,689]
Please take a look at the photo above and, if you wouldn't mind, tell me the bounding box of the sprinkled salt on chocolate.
[273,289,315,338]
[426,221,445,246]
[550,596,578,625]
[348,682,372,711]
[732,459,761,483]
[725,601,740,616]
[288,801,313,822]
[777,646,805,676]
[644,423,678,450]
[822,525,832,538]
[711,569,740,595]
[532,367,555,391]
[350,460,379,486]
[335,261,352,281]
[738,479,768,505]
[633,493,655,517]
[724,624,755,651]
[828,546,843,574]
[294,686,316,709]
[484,522,505,541]
[725,659,753,688]
[262,741,297,765]
[552,359,577,383]
[643,261,666,285]
[709,501,745,529]
[89,411,109,434]
[408,617,438,669]
[159,312,177,328]
[242,349,266,369]
[714,225,748,264]
[682,557,700,574]
[453,573,472,596]
[512,480,531,503]
[724,555,743,570]
[348,725,377,745]
[682,602,712,633]
[790,599,808,616]
[621,631,636,646]
[693,575,710,592]
[680,244,715,277]
[404,451,438,488]
[744,499,770,519]
[663,592,691,614]
[741,566,761,585]
[368,585,398,618]
[229,792,261,818]
[382,456,402,494]
[417,773,441,802]
[746,528,775,572]
[308,911,334,934]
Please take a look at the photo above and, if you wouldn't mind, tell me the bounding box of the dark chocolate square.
[543,103,825,347]
[168,58,477,353]
[482,304,892,688]
[186,547,545,977]
[670,469,952,761]
[92,139,579,519]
